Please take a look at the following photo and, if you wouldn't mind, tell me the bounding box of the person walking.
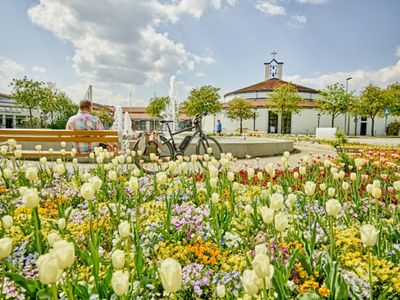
[216,119,222,136]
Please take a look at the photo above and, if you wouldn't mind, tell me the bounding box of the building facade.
[0,92,40,128]
[203,56,396,136]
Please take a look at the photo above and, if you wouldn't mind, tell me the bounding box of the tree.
[225,97,254,134]
[39,83,59,124]
[355,84,392,136]
[316,83,354,127]
[10,77,46,128]
[93,108,113,129]
[181,85,222,117]
[48,93,79,129]
[387,82,400,115]
[146,96,170,119]
[267,83,302,133]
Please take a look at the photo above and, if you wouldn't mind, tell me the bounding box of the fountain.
[123,112,133,136]
[111,105,124,132]
[162,75,178,132]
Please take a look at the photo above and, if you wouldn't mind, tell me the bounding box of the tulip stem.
[368,247,373,300]
[33,208,43,254]
[51,284,58,299]
[329,216,335,260]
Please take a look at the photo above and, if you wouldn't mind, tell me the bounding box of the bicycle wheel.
[133,135,174,174]
[196,136,223,167]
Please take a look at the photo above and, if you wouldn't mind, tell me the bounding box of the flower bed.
[0,140,399,299]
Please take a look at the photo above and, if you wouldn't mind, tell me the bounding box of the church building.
[203,53,394,136]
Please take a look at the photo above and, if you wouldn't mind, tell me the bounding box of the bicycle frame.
[162,121,205,154]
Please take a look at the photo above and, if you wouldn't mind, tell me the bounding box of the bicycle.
[132,113,223,174]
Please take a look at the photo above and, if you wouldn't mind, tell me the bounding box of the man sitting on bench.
[66,100,113,153]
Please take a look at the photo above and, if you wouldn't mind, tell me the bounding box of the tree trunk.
[331,114,335,127]
[29,108,33,128]
[240,118,242,134]
[281,113,285,134]
[371,117,375,136]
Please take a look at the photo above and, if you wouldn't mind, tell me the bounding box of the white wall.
[204,108,399,136]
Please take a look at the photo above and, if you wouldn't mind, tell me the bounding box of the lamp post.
[317,113,321,128]
[253,108,257,131]
[346,77,352,135]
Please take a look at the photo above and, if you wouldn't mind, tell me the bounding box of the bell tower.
[264,50,283,80]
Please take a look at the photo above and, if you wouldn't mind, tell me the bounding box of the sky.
[0,0,399,107]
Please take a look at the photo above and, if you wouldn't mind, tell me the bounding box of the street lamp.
[317,113,321,128]
[253,108,257,131]
[346,77,352,134]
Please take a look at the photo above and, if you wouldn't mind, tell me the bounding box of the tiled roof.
[222,99,319,109]
[224,78,319,97]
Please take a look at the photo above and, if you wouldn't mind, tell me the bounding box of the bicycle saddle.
[160,120,174,123]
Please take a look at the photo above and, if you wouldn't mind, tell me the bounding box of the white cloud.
[296,0,329,4]
[396,46,400,58]
[0,57,26,93]
[27,0,225,90]
[255,0,286,16]
[32,66,46,74]
[283,54,400,92]
[287,14,307,29]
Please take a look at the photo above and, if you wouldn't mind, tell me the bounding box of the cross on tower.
[271,50,277,59]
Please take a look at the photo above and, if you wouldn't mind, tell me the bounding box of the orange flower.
[318,286,330,297]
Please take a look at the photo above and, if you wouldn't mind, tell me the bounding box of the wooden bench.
[0,129,121,158]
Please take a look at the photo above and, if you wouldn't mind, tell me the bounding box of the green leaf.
[5,272,41,298]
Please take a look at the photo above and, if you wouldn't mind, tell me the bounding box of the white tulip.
[36,253,61,284]
[325,199,341,217]
[81,183,95,201]
[88,176,102,192]
[216,284,226,298]
[360,224,378,247]
[47,232,61,247]
[319,183,326,191]
[108,170,117,181]
[60,141,66,148]
[128,177,139,192]
[112,271,130,296]
[211,193,220,204]
[293,171,299,179]
[259,206,274,224]
[270,193,284,211]
[1,215,13,230]
[241,270,261,296]
[156,172,167,185]
[328,188,336,197]
[393,181,400,191]
[286,193,297,210]
[0,146,7,156]
[118,221,131,239]
[56,164,65,176]
[227,172,235,182]
[22,188,40,208]
[14,150,22,159]
[371,186,382,199]
[35,145,42,151]
[350,172,357,181]
[57,218,66,230]
[39,157,47,165]
[210,177,218,189]
[3,168,12,179]
[25,167,38,181]
[244,204,253,215]
[304,181,316,196]
[274,213,289,232]
[159,258,182,293]
[254,243,267,256]
[0,237,12,258]
[112,250,125,269]
[252,254,274,279]
[342,182,350,191]
[51,240,75,269]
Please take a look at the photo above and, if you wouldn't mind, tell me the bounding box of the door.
[5,118,12,128]
[360,117,367,136]
[268,111,278,133]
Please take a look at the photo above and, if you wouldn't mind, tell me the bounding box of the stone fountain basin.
[180,136,294,158]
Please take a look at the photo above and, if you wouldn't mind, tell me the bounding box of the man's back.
[66,111,104,153]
